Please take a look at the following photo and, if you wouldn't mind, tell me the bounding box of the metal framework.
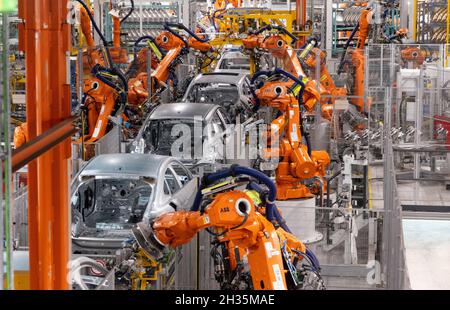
[1,11,14,290]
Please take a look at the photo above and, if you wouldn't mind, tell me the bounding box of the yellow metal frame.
[210,8,311,48]
[130,249,164,290]
[207,8,312,74]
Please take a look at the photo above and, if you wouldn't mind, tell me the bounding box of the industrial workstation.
[1,0,450,292]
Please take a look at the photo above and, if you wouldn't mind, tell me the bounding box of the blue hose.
[306,247,321,271]
[191,165,322,271]
[250,69,306,105]
[191,166,277,222]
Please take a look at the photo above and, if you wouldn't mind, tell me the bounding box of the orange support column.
[18,0,71,289]
[296,0,307,46]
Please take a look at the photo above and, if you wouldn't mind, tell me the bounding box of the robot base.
[276,197,323,244]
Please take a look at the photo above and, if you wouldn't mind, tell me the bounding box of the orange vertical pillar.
[18,0,71,289]
[296,0,307,30]
[296,0,307,47]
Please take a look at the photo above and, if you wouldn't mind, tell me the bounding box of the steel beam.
[12,117,78,173]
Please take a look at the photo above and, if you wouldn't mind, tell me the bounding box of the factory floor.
[403,219,450,289]
[368,164,450,289]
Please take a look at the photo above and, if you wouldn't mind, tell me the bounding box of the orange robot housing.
[256,81,330,200]
[243,33,335,120]
[151,190,307,290]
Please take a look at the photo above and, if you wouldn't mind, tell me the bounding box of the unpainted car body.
[182,72,254,122]
[71,153,199,255]
[130,103,231,167]
[214,51,251,74]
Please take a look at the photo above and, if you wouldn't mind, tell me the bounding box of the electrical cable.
[120,0,134,24]
[75,0,113,66]
[165,23,209,43]
[76,0,129,98]
[133,35,165,59]
[253,24,298,45]
[206,213,249,237]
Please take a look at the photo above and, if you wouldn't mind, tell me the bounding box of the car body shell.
[214,51,251,74]
[71,153,199,254]
[129,103,231,167]
[181,72,253,121]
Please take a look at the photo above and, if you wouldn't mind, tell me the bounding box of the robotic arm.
[151,191,290,290]
[298,37,348,120]
[252,70,330,200]
[337,7,372,113]
[127,23,215,104]
[243,27,321,115]
[133,166,324,290]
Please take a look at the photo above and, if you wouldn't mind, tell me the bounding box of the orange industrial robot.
[132,166,325,290]
[77,1,129,144]
[340,7,373,113]
[13,123,28,149]
[337,6,408,114]
[15,1,128,147]
[242,25,335,120]
[250,69,330,200]
[243,26,330,200]
[298,37,347,120]
[400,46,426,68]
[127,22,215,105]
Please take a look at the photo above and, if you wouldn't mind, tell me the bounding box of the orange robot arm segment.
[112,15,120,49]
[348,9,373,113]
[356,9,372,50]
[82,78,117,143]
[255,82,330,200]
[149,31,186,87]
[251,35,321,111]
[153,191,289,290]
[80,6,95,48]
[13,123,28,149]
[151,46,184,87]
[187,37,212,53]
[128,73,149,106]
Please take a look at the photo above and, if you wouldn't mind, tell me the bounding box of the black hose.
[120,0,134,24]
[326,170,342,209]
[206,214,249,237]
[164,22,209,43]
[253,24,298,45]
[76,0,108,45]
[299,112,312,157]
[75,0,113,67]
[133,35,164,58]
[337,23,360,75]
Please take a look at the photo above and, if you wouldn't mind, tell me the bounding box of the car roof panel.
[80,154,171,178]
[190,72,247,85]
[149,103,218,120]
